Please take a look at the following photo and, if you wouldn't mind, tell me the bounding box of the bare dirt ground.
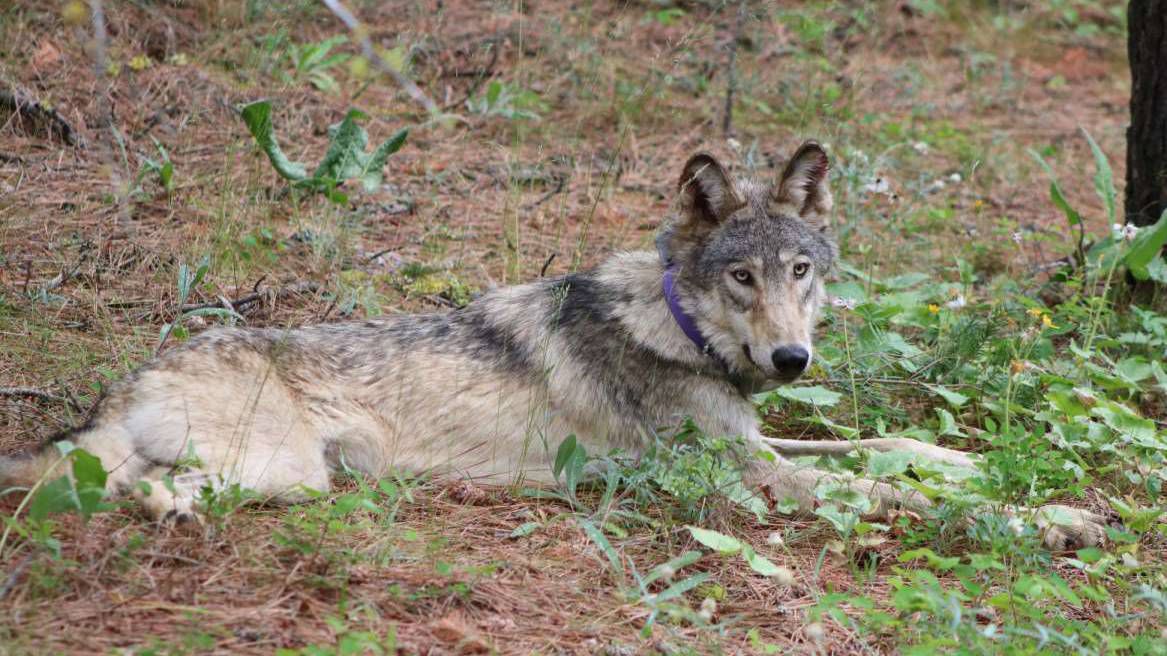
[0,1,1135,653]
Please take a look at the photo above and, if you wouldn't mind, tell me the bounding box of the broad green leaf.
[925,384,968,408]
[741,545,785,577]
[1124,210,1167,280]
[1029,150,1082,227]
[578,518,623,579]
[772,385,841,407]
[898,547,960,571]
[644,550,703,586]
[313,109,370,182]
[28,475,75,521]
[686,525,743,554]
[654,572,711,602]
[866,450,916,477]
[553,435,577,480]
[935,408,964,437]
[240,100,308,181]
[814,504,858,535]
[71,449,108,519]
[509,521,541,538]
[1151,361,1167,395]
[1091,402,1160,448]
[359,128,408,191]
[1082,128,1116,223]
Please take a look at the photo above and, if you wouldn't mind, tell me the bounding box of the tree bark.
[1126,0,1167,227]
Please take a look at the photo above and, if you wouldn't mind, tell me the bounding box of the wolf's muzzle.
[771,345,810,378]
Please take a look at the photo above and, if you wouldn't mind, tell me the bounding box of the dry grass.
[0,1,1134,653]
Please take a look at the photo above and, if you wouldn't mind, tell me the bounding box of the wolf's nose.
[771,345,809,377]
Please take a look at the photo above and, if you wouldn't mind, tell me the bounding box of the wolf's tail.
[2,420,149,493]
[0,442,68,489]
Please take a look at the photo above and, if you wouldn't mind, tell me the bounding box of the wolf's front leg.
[743,454,931,520]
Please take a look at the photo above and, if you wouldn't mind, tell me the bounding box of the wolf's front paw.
[160,507,204,532]
[1035,505,1117,551]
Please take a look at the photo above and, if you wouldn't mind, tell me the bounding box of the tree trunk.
[1126,0,1167,227]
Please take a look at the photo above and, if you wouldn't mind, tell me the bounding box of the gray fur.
[0,143,1110,551]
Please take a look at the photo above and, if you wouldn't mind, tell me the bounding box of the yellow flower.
[1042,314,1057,329]
[62,1,87,26]
[973,199,985,210]
[1027,307,1044,318]
[927,304,940,314]
[129,55,151,71]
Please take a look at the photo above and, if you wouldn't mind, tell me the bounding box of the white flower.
[862,177,890,195]
[805,621,826,643]
[945,295,966,310]
[1011,232,1023,245]
[948,172,963,184]
[1123,224,1139,242]
[699,597,717,622]
[766,531,785,547]
[726,137,742,153]
[912,141,930,154]
[1007,516,1025,536]
[831,296,857,311]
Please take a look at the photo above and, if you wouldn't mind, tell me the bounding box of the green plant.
[466,80,547,121]
[158,255,242,348]
[285,35,350,94]
[239,100,408,202]
[133,136,175,196]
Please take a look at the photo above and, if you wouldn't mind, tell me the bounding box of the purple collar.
[662,265,712,356]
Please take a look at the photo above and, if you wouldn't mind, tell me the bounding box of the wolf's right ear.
[658,154,745,264]
[677,153,744,226]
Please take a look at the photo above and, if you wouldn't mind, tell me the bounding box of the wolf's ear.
[677,153,745,228]
[773,141,833,229]
[658,154,745,265]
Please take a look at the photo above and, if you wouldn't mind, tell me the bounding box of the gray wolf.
[0,142,1108,549]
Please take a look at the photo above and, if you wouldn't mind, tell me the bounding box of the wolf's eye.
[793,262,810,279]
[731,269,753,285]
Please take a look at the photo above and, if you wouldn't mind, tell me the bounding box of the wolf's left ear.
[772,141,833,230]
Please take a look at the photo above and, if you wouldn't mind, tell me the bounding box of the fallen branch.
[320,0,441,118]
[141,281,320,320]
[0,88,81,146]
[0,386,81,412]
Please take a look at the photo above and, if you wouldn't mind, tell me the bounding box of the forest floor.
[1,1,1159,654]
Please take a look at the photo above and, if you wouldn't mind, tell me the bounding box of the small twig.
[138,550,202,566]
[0,88,81,146]
[154,281,320,319]
[0,386,78,411]
[540,253,557,277]
[522,174,567,210]
[320,0,441,118]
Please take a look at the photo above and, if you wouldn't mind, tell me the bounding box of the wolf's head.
[657,142,837,388]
